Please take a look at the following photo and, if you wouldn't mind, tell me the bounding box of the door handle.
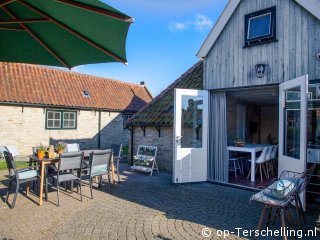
[175,136,182,139]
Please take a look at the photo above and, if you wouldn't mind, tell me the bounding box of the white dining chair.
[265,145,274,177]
[270,144,278,175]
[247,146,269,182]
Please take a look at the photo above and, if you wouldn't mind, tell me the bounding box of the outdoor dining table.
[28,155,59,206]
[227,144,271,182]
[29,150,115,206]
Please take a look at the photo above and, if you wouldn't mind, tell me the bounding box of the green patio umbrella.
[0,0,133,68]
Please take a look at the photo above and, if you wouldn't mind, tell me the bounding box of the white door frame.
[173,88,208,183]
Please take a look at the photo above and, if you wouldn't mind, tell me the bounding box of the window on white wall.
[46,110,77,129]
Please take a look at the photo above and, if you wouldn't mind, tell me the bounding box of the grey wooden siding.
[204,0,320,90]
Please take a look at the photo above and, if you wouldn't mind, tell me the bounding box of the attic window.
[82,89,90,98]
[245,7,276,47]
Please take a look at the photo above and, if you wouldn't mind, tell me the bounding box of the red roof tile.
[0,62,152,112]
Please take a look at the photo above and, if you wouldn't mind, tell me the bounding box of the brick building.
[0,62,152,155]
[127,61,203,172]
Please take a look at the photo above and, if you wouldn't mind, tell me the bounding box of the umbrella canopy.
[0,0,133,68]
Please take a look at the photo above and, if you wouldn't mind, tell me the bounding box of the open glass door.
[173,89,208,183]
[279,75,308,205]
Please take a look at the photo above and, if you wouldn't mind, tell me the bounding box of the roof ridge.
[0,62,152,111]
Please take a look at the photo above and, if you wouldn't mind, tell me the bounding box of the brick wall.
[0,105,130,156]
[130,126,173,173]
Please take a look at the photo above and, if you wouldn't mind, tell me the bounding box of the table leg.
[251,150,255,182]
[111,155,115,184]
[39,161,45,206]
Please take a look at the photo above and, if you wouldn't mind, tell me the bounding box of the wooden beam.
[18,0,127,64]
[141,126,146,137]
[2,6,70,69]
[0,0,15,8]
[155,126,161,138]
[0,18,49,24]
[0,26,24,31]
[55,0,133,23]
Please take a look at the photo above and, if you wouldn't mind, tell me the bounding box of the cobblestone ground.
[0,164,319,240]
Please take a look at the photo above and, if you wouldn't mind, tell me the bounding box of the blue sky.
[73,0,228,96]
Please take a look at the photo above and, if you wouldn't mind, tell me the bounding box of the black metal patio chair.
[4,151,39,208]
[52,152,84,206]
[83,149,112,199]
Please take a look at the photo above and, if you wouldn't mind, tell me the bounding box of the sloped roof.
[197,0,320,58]
[128,61,203,127]
[0,62,152,112]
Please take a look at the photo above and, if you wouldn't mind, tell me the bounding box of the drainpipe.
[98,110,101,149]
[130,126,134,165]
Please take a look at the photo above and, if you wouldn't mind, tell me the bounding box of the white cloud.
[194,14,213,31]
[169,21,191,31]
[169,14,212,32]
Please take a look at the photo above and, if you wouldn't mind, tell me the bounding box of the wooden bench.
[130,145,159,176]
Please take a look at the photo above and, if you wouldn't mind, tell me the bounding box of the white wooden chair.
[66,143,80,152]
[130,145,159,176]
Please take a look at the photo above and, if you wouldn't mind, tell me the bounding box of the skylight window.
[245,7,276,47]
[82,89,90,98]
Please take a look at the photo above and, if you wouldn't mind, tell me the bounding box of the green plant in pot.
[55,142,66,154]
[233,137,245,147]
[36,143,47,159]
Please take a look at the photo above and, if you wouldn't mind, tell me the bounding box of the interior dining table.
[29,150,115,206]
[227,144,271,182]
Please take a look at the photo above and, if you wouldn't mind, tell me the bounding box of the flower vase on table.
[36,143,47,159]
[37,151,45,159]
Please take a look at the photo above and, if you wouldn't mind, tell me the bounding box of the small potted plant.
[55,142,66,154]
[233,137,245,147]
[36,143,47,159]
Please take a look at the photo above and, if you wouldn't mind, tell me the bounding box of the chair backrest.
[66,143,80,152]
[58,152,83,171]
[90,149,112,168]
[111,144,122,159]
[3,151,16,175]
[265,146,274,161]
[297,164,317,194]
[256,147,269,164]
[3,146,19,157]
[136,145,157,159]
[270,144,278,159]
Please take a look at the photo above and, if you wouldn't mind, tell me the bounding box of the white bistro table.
[227,144,270,182]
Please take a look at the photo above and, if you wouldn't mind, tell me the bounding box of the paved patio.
[0,163,319,240]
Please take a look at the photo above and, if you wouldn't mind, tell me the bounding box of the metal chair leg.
[89,178,93,199]
[79,180,82,202]
[6,179,12,203]
[12,182,19,208]
[99,175,103,188]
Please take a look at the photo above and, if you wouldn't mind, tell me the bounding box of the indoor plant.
[55,142,66,154]
[233,137,245,147]
[36,143,47,159]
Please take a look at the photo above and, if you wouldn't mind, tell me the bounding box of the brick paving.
[0,164,319,240]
